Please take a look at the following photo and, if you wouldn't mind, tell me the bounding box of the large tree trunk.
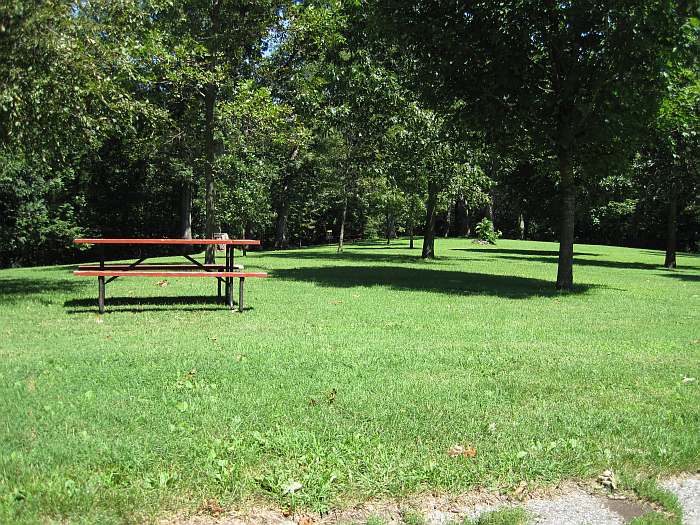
[409,224,414,249]
[273,197,290,249]
[422,182,438,259]
[556,152,576,290]
[664,192,677,269]
[337,195,347,253]
[179,181,192,239]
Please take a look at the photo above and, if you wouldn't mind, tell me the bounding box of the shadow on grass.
[0,277,86,304]
[659,272,700,282]
[64,295,243,313]
[458,249,664,271]
[262,249,468,265]
[273,266,594,298]
[458,248,599,257]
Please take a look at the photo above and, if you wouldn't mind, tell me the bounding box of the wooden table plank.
[74,238,260,245]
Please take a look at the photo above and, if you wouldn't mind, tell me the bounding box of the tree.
[639,67,700,267]
[374,0,691,288]
[384,104,486,258]
[145,1,286,261]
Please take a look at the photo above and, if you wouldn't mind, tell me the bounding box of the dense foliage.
[1,1,698,284]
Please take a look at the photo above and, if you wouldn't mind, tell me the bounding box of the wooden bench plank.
[74,271,267,278]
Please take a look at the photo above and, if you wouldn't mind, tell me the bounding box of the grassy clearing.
[0,238,698,524]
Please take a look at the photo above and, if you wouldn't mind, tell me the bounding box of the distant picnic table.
[73,238,267,313]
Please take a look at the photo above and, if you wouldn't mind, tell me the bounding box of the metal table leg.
[238,277,245,312]
[226,245,233,309]
[98,245,105,314]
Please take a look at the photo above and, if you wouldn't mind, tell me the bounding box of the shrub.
[474,218,501,244]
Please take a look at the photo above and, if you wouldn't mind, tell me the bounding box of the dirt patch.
[158,482,580,525]
[600,496,654,522]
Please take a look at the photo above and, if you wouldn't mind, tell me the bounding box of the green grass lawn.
[1,238,698,524]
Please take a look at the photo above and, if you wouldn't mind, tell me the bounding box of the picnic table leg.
[238,277,245,312]
[98,245,105,314]
[98,277,105,314]
[226,245,233,307]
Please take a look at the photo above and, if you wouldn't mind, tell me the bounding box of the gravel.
[662,475,700,525]
[523,489,624,525]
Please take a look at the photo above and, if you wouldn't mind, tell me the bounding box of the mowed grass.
[0,238,698,524]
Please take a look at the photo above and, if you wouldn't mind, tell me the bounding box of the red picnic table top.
[74,238,260,246]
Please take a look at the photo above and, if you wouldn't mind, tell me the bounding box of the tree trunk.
[203,0,221,264]
[243,223,251,256]
[665,192,677,269]
[179,181,192,240]
[409,224,414,249]
[203,82,218,264]
[422,182,438,259]
[337,195,347,253]
[444,201,452,237]
[386,209,396,245]
[454,197,469,237]
[518,212,525,240]
[556,152,576,290]
[273,197,290,249]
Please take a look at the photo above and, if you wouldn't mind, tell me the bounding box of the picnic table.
[73,238,267,313]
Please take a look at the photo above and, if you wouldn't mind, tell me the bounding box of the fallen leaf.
[514,481,528,499]
[448,444,477,459]
[298,516,314,525]
[448,444,465,457]
[235,354,245,362]
[682,376,696,384]
[198,498,224,517]
[282,480,302,495]
[487,422,497,433]
[156,280,169,287]
[330,300,343,305]
[211,336,218,342]
[95,315,103,324]
[308,398,318,406]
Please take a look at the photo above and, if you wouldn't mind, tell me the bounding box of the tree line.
[1,1,698,289]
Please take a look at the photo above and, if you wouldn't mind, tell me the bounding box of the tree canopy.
[1,0,698,286]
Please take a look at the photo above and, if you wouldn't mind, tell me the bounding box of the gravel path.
[662,475,700,525]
